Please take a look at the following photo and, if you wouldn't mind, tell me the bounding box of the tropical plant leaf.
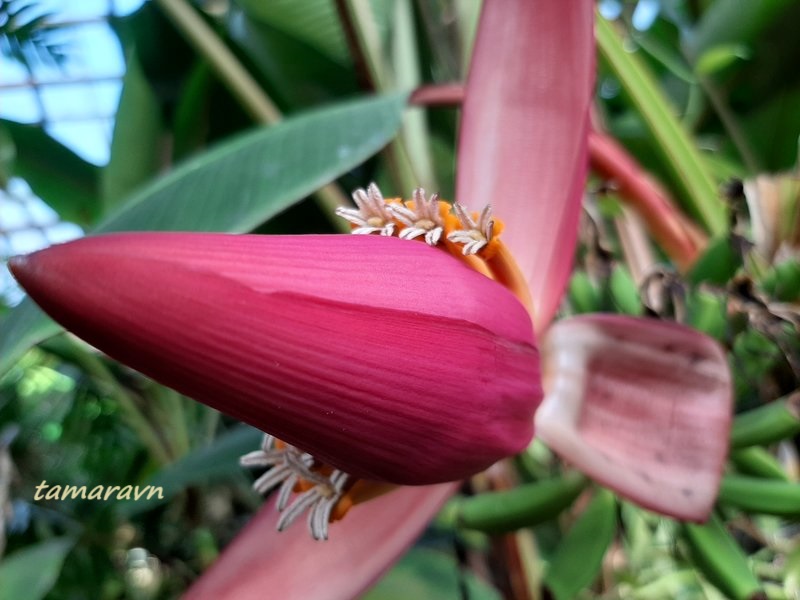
[234,0,350,64]
[0,537,75,600]
[119,425,262,516]
[363,548,501,600]
[597,17,727,235]
[687,0,797,61]
[234,0,391,67]
[228,8,357,111]
[0,93,408,376]
[740,85,800,171]
[1,119,101,226]
[0,296,62,375]
[101,49,164,211]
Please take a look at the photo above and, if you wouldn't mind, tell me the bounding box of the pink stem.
[588,131,707,270]
[409,84,465,107]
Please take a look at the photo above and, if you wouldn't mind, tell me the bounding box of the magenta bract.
[10,232,541,485]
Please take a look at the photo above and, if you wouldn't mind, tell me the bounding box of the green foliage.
[0,298,61,381]
[568,271,603,314]
[687,289,728,339]
[228,3,358,112]
[760,259,800,301]
[101,49,164,211]
[363,549,501,600]
[0,538,75,600]
[119,425,262,517]
[597,16,727,234]
[609,265,643,315]
[687,235,744,285]
[234,0,351,64]
[730,446,791,480]
[94,92,406,233]
[0,120,101,226]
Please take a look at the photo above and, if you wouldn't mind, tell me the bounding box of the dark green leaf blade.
[596,17,727,235]
[95,93,406,233]
[2,119,101,226]
[363,548,502,600]
[0,538,75,600]
[235,0,350,64]
[119,425,262,516]
[688,0,798,60]
[101,49,164,211]
[0,93,408,376]
[687,235,743,285]
[229,9,358,111]
[0,297,62,376]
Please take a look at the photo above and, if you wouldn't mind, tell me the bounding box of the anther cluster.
[241,435,349,541]
[336,182,500,256]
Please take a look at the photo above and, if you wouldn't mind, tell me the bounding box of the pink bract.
[184,483,458,600]
[9,232,541,485]
[537,314,732,521]
[456,0,594,333]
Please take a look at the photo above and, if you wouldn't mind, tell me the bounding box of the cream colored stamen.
[447,203,496,255]
[277,470,349,541]
[241,435,350,541]
[335,183,396,236]
[389,187,445,246]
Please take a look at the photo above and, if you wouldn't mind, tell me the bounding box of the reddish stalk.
[410,83,708,270]
[588,130,707,271]
[409,84,465,106]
